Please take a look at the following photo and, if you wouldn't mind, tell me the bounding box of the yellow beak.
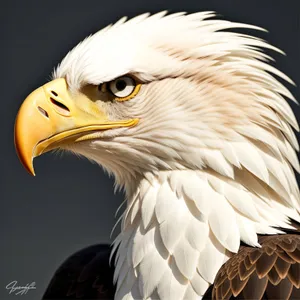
[14,78,138,176]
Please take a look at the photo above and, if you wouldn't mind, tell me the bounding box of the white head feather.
[53,12,300,299]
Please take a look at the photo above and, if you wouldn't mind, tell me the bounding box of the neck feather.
[112,168,300,299]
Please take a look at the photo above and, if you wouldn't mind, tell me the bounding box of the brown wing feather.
[42,244,115,299]
[210,234,300,300]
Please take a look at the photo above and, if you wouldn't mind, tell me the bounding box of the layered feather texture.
[110,168,300,299]
[211,235,300,299]
[53,11,300,299]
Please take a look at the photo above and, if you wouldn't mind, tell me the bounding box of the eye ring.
[108,76,141,102]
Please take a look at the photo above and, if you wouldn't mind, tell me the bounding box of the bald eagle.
[14,11,300,300]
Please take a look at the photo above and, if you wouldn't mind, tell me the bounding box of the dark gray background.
[1,0,300,299]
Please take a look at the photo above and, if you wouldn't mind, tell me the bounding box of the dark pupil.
[116,80,127,91]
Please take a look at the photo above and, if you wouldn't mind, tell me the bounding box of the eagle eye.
[108,76,141,102]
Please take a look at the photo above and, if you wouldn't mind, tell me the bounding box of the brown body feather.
[206,234,300,300]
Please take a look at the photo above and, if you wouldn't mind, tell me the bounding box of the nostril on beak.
[38,106,49,118]
[50,98,70,116]
[51,90,58,97]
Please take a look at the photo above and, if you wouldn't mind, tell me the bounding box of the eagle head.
[15,11,298,186]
